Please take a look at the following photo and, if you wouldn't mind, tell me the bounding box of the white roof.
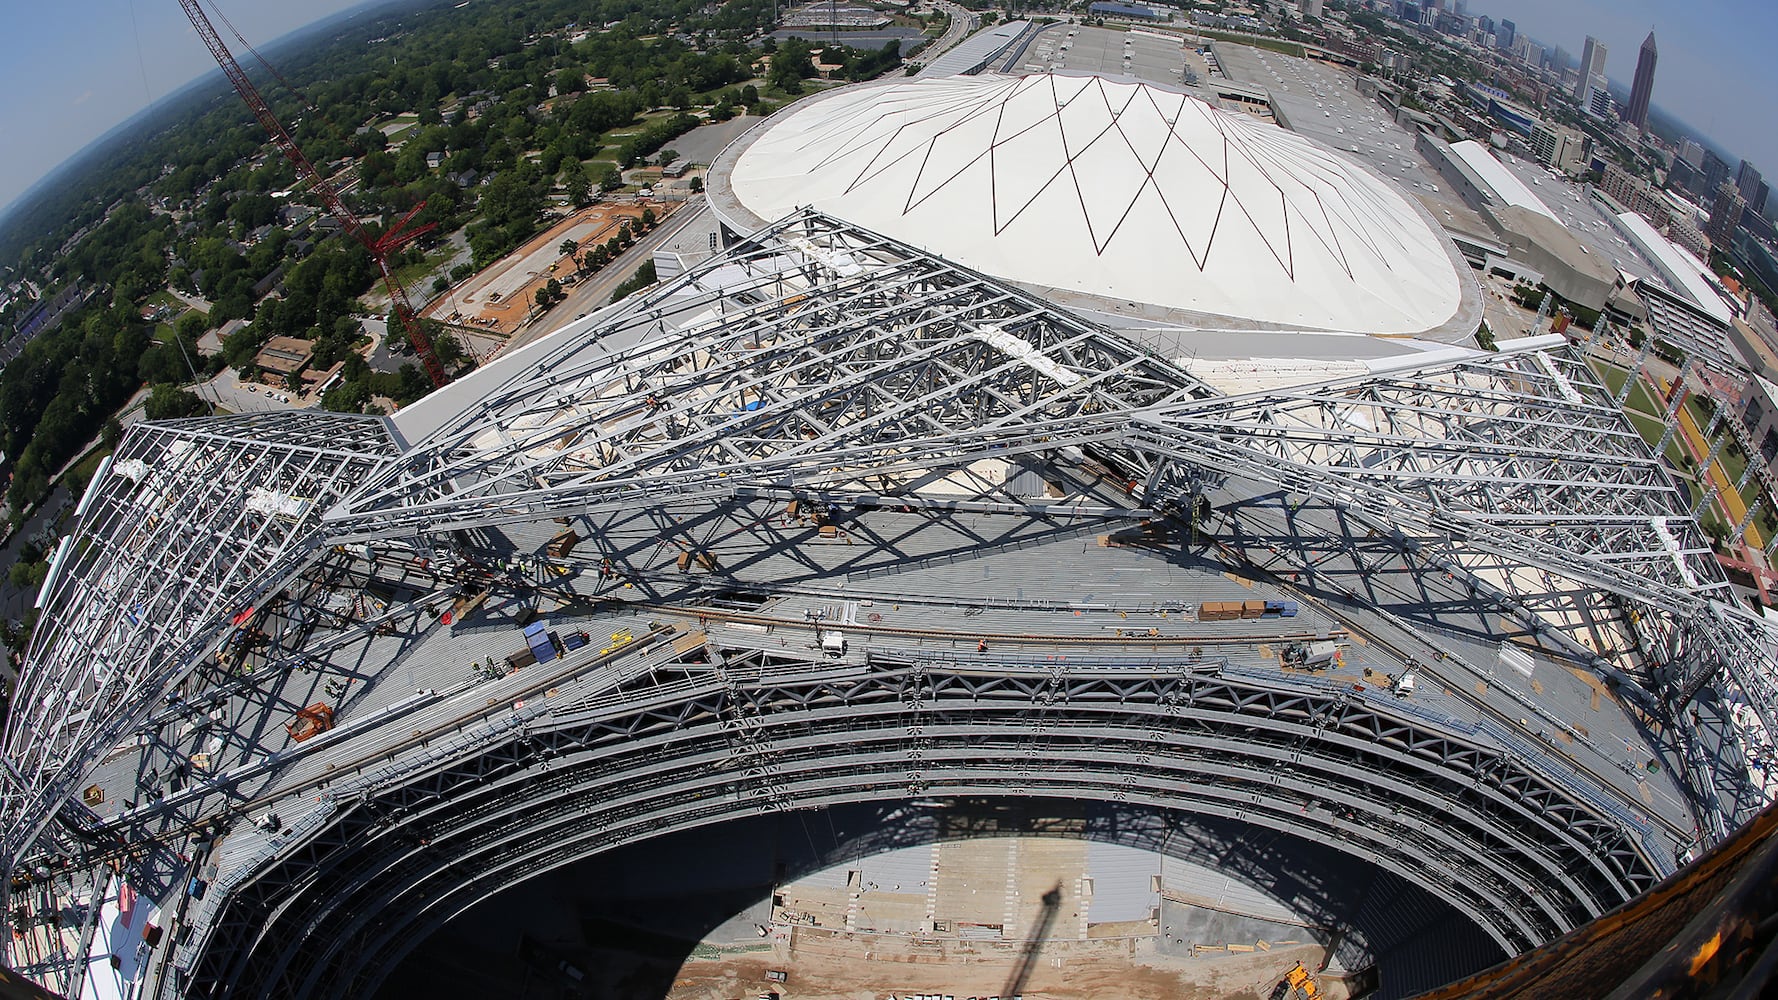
[724,74,1466,337]
[1448,140,1559,223]
[919,20,1030,77]
[1613,210,1736,325]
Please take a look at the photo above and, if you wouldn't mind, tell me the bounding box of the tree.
[222,322,266,369]
[689,176,704,193]
[8,559,47,593]
[144,383,206,421]
[658,149,679,168]
[562,161,591,207]
[560,238,580,258]
[554,68,585,98]
[174,310,207,342]
[769,38,816,94]
[611,259,657,302]
[322,380,370,413]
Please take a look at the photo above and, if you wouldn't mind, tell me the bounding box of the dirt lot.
[426,200,677,336]
[662,933,1334,1000]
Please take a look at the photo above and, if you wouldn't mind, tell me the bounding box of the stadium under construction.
[5,72,1778,1000]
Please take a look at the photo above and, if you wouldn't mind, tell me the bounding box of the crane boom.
[177,0,451,388]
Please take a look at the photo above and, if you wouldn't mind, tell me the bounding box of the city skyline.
[1470,0,1774,170]
[0,1,1775,221]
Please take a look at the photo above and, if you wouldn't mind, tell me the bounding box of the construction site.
[427,200,674,340]
[6,47,1778,1000]
[2,206,1768,1000]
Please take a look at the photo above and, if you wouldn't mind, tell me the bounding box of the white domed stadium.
[709,73,1481,347]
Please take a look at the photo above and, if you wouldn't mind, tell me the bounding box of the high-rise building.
[1531,122,1588,173]
[1668,215,1711,261]
[1587,81,1614,120]
[1301,0,1323,18]
[1498,19,1515,51]
[1668,157,1698,195]
[1576,36,1607,103]
[1738,160,1763,202]
[1680,139,1706,170]
[1703,150,1734,197]
[1625,31,1656,130]
[1599,161,1664,220]
[1756,180,1771,218]
[1708,180,1747,247]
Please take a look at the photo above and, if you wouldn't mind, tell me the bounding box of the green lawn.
[1623,379,1662,418]
[1193,28,1307,58]
[1593,361,1628,397]
[1590,360,1663,417]
[1596,358,1776,538]
[142,289,185,311]
[1624,411,1667,449]
[59,445,114,499]
[393,246,458,291]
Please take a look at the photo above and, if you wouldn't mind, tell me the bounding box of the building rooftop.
[254,335,314,375]
[1449,139,1559,223]
[1613,209,1738,326]
[918,20,1032,78]
[715,73,1475,344]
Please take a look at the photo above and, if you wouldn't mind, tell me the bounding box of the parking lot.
[198,367,315,414]
[1015,23,1191,85]
[1213,43,1491,238]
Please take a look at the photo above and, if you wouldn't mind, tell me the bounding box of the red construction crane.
[177,0,451,388]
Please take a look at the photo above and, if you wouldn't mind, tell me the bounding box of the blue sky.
[0,0,1775,219]
[0,0,364,216]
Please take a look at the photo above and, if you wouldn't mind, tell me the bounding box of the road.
[506,198,711,355]
[922,0,979,66]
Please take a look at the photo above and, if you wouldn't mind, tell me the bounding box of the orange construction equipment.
[1283,961,1321,999]
[286,703,335,742]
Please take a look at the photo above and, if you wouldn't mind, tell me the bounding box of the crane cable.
[203,0,319,113]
